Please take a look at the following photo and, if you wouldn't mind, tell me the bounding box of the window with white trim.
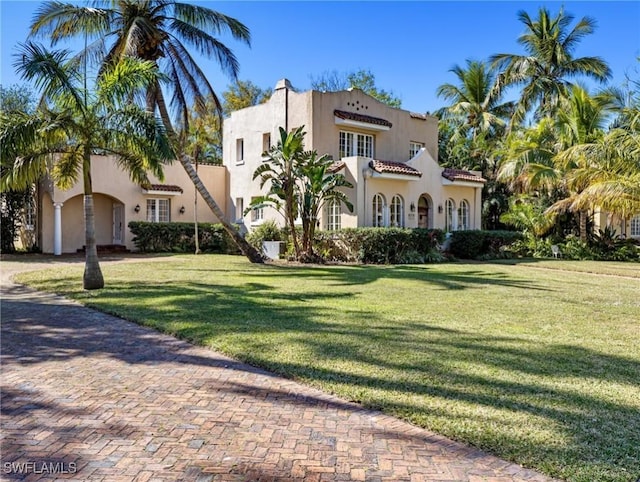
[236,138,244,164]
[409,141,424,158]
[373,193,385,227]
[326,200,341,231]
[631,215,640,237]
[339,131,374,158]
[390,195,403,227]
[251,197,264,223]
[445,198,455,232]
[458,199,470,230]
[147,198,170,222]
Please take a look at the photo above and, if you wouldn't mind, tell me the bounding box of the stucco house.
[27,79,488,254]
[31,157,227,254]
[224,79,486,234]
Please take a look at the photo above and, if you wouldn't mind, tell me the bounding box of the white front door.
[113,204,124,244]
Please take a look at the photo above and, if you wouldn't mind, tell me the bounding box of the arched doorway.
[418,194,433,229]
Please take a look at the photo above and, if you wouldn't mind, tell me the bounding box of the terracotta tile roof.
[369,160,422,177]
[145,184,184,193]
[441,168,486,183]
[410,112,427,120]
[327,161,346,173]
[334,109,392,128]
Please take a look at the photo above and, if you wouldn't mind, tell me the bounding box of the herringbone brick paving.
[1,258,556,481]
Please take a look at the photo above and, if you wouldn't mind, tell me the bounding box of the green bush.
[314,228,445,264]
[449,230,522,259]
[246,220,283,250]
[128,222,241,254]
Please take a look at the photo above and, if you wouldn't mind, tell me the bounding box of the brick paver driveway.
[1,257,554,481]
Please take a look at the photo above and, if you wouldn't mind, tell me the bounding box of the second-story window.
[409,141,424,158]
[236,138,244,164]
[339,131,374,158]
[262,132,271,156]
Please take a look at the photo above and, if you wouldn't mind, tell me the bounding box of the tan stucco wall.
[40,156,227,253]
[309,89,438,163]
[223,86,313,227]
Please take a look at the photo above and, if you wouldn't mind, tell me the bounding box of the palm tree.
[553,126,640,221]
[1,43,173,289]
[437,60,513,145]
[499,85,616,239]
[491,6,611,127]
[30,0,265,263]
[436,60,514,229]
[298,152,353,260]
[250,126,306,259]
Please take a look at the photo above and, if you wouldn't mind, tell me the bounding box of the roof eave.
[334,116,391,132]
[371,172,422,181]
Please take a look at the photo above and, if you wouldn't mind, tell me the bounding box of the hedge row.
[448,230,522,259]
[314,228,446,264]
[128,222,240,254]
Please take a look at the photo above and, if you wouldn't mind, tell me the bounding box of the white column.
[53,202,63,255]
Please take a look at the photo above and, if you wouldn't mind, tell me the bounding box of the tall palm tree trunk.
[82,151,104,289]
[154,85,264,263]
[579,210,588,241]
[194,161,200,255]
[180,155,263,262]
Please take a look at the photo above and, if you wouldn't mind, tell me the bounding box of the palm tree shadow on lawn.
[6,264,639,481]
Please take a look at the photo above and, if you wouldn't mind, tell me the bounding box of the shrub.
[246,220,283,250]
[449,230,522,259]
[313,228,445,264]
[128,222,241,254]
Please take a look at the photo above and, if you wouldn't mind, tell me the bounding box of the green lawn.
[17,255,640,482]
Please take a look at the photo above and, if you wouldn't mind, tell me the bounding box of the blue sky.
[1,1,639,114]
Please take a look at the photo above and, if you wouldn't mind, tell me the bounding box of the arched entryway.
[52,193,127,253]
[417,194,433,229]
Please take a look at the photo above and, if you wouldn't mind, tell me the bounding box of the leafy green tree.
[1,43,173,289]
[310,69,402,108]
[30,0,265,263]
[222,80,272,116]
[0,84,37,253]
[491,6,611,127]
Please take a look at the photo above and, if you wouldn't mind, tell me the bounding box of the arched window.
[631,215,640,237]
[445,198,455,232]
[326,200,341,231]
[390,195,403,227]
[458,199,470,230]
[373,193,385,227]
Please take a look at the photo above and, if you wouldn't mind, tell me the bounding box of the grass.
[16,255,640,482]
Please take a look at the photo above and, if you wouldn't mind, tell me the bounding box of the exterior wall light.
[438,204,443,214]
[410,202,416,212]
[179,206,186,214]
[134,204,141,213]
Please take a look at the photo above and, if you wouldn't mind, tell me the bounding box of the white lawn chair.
[551,245,562,258]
